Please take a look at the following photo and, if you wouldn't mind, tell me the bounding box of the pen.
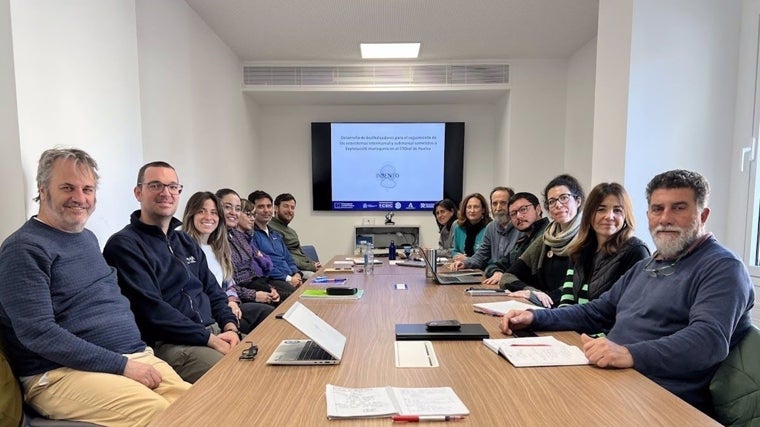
[313,278,346,283]
[392,415,466,422]
[466,289,507,293]
[508,344,551,347]
[473,309,502,317]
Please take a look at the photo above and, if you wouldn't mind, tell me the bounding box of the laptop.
[421,250,483,285]
[266,302,346,365]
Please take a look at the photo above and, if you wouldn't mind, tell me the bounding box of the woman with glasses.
[182,192,273,333]
[498,174,585,307]
[558,183,649,308]
[433,198,458,257]
[451,193,492,258]
[215,188,294,304]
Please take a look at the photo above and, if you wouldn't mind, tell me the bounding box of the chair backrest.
[0,343,22,427]
[710,324,760,427]
[302,245,320,262]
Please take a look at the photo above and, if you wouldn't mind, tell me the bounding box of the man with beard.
[450,187,520,275]
[268,193,321,279]
[483,192,550,284]
[499,170,754,415]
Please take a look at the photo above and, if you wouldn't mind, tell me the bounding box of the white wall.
[10,0,143,244]
[136,0,257,203]
[505,59,570,198]
[592,0,633,188]
[0,0,24,241]
[622,0,741,249]
[564,37,597,189]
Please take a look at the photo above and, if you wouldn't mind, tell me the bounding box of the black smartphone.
[325,287,358,295]
[513,329,538,337]
[425,319,462,332]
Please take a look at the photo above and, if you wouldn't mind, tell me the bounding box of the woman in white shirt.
[182,191,273,333]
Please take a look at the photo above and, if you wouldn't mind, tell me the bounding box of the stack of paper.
[483,336,590,367]
[472,300,545,315]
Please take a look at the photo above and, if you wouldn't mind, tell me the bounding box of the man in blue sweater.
[500,169,754,415]
[249,190,302,291]
[0,149,189,426]
[104,161,240,383]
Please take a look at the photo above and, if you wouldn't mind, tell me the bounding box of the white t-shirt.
[201,244,224,288]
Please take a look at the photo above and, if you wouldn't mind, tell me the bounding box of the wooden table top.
[149,258,718,427]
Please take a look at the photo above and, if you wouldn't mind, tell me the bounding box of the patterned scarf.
[542,211,582,258]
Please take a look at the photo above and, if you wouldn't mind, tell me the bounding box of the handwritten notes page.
[325,384,469,419]
[483,336,590,367]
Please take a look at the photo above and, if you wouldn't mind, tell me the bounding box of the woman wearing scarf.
[451,193,492,258]
[498,175,584,307]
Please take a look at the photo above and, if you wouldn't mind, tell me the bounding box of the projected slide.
[331,123,445,211]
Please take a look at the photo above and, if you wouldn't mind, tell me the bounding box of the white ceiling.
[184,0,599,104]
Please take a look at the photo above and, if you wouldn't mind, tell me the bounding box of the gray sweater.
[0,218,144,376]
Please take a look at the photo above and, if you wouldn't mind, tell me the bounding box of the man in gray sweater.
[0,148,189,426]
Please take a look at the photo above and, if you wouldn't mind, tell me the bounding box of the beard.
[493,210,509,226]
[650,223,700,259]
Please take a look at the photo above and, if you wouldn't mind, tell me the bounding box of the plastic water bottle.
[364,242,374,275]
[388,240,396,261]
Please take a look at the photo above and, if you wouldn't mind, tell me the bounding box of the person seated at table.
[484,192,550,284]
[268,193,321,278]
[558,183,650,308]
[451,193,491,257]
[451,187,520,274]
[249,190,305,288]
[500,169,754,415]
[498,175,585,307]
[433,198,458,257]
[104,162,241,384]
[0,148,190,426]
[182,191,274,333]
[216,189,291,303]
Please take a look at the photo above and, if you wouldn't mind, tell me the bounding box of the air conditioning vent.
[243,64,509,88]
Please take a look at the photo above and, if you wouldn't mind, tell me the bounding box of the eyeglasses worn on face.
[223,203,242,213]
[244,211,254,218]
[547,193,574,207]
[139,181,183,195]
[509,204,534,218]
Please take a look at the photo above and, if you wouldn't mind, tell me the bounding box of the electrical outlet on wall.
[362,218,375,225]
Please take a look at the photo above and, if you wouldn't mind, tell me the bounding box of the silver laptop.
[266,302,346,365]
[421,250,483,285]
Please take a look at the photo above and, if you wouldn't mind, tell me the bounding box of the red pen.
[508,344,551,347]
[392,415,466,422]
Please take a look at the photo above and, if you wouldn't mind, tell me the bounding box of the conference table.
[149,258,719,426]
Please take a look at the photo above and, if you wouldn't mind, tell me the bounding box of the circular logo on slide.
[376,164,400,188]
[395,202,402,209]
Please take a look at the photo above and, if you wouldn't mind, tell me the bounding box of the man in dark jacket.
[104,161,239,383]
[484,192,549,283]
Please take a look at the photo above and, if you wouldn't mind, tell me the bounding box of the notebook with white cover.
[266,302,346,365]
